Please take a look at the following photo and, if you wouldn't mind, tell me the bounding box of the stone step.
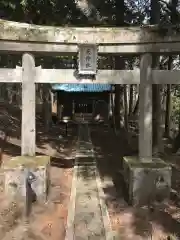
[65,123,113,239]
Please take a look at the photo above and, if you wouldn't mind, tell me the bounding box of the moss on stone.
[123,156,170,169]
[2,156,50,169]
[0,19,178,44]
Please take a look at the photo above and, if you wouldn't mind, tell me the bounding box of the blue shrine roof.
[52,84,112,92]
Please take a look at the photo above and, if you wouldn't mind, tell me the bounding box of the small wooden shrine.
[52,84,112,122]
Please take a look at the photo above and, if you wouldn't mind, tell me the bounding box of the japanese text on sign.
[78,45,97,75]
[85,48,92,68]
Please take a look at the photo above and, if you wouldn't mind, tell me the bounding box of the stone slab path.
[65,123,115,240]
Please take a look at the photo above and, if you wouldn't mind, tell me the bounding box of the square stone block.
[122,156,172,206]
[2,156,50,204]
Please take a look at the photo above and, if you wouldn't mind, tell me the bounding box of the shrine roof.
[52,84,112,92]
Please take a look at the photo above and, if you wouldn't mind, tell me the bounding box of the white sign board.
[78,44,97,75]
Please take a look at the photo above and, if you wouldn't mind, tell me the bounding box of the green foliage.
[0,0,148,26]
[172,94,180,125]
[171,85,180,126]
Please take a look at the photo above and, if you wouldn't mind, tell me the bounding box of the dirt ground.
[91,125,180,240]
[1,102,180,239]
[0,103,77,240]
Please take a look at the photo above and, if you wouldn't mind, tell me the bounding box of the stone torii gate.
[0,19,179,205]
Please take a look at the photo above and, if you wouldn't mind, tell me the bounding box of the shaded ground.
[91,125,180,240]
[0,102,77,163]
[0,102,77,240]
[27,165,74,240]
[1,101,180,239]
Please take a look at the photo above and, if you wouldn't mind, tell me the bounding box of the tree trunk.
[124,85,129,130]
[151,0,163,154]
[164,56,173,137]
[133,94,139,115]
[113,0,125,132]
[129,85,134,116]
[171,0,178,136]
[114,83,124,130]
[152,83,163,153]
[171,0,178,23]
[165,0,178,138]
[114,56,125,130]
[42,84,52,131]
[164,84,171,137]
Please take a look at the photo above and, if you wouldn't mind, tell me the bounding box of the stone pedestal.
[122,156,172,206]
[2,156,50,204]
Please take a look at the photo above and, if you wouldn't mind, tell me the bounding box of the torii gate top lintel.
[0,19,180,53]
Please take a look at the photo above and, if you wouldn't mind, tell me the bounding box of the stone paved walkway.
[65,123,115,240]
